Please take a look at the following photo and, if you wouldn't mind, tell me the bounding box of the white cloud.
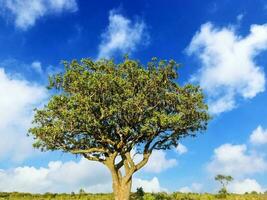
[0,0,78,30]
[229,179,265,194]
[0,68,47,161]
[178,183,203,193]
[187,23,267,114]
[48,0,77,12]
[135,150,177,173]
[250,126,267,145]
[97,10,148,59]
[133,177,166,193]
[207,143,267,177]
[0,157,165,193]
[31,61,42,74]
[176,143,188,155]
[0,158,110,193]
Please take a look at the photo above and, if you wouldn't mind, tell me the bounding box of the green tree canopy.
[215,174,233,187]
[29,57,210,200]
[215,174,233,197]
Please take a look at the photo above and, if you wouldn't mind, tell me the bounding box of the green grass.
[0,192,267,200]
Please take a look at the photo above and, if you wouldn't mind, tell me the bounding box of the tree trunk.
[112,174,132,200]
[105,151,151,200]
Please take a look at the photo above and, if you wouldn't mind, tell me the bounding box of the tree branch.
[82,153,105,162]
[148,129,186,151]
[70,147,108,154]
[115,158,124,170]
[125,152,135,169]
[135,151,152,171]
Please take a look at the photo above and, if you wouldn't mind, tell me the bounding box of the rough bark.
[104,151,151,200]
[112,175,132,200]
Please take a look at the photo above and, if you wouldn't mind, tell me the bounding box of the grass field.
[0,192,266,200]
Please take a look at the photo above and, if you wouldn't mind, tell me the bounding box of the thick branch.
[125,152,135,168]
[104,152,123,183]
[123,149,152,183]
[115,158,124,170]
[135,151,152,171]
[122,152,135,175]
[82,153,105,162]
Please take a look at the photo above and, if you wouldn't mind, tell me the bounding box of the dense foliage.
[29,57,209,158]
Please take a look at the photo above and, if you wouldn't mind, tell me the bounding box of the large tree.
[29,57,210,200]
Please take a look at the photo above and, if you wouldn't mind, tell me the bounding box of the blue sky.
[0,0,267,194]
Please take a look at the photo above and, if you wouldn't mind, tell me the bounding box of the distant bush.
[79,188,86,194]
[132,187,145,200]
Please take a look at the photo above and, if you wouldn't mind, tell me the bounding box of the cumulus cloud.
[187,23,267,114]
[0,157,165,193]
[133,177,166,193]
[0,68,47,161]
[0,0,78,30]
[207,133,267,193]
[250,125,267,145]
[97,10,148,59]
[229,179,265,194]
[207,143,267,177]
[0,158,110,193]
[176,143,188,155]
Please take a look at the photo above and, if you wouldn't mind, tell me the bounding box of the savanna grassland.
[0,192,266,200]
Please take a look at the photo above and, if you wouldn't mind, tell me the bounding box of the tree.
[29,57,210,200]
[79,188,85,194]
[215,174,233,197]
